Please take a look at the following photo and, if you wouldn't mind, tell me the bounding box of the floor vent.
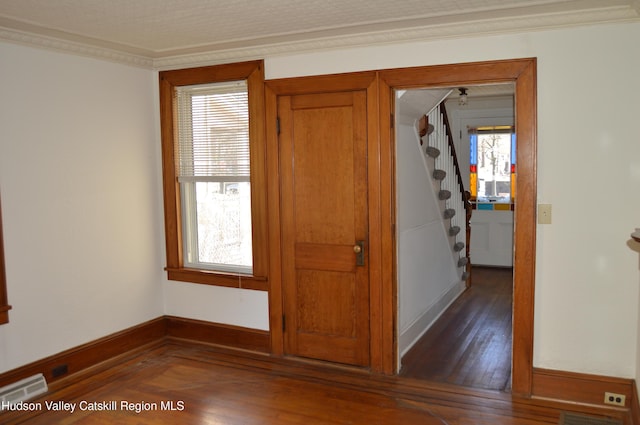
[0,373,48,411]
[559,412,622,425]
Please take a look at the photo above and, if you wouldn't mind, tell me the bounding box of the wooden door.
[278,90,370,367]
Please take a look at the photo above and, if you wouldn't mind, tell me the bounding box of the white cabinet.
[469,208,513,267]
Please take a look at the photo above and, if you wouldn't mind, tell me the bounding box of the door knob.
[353,244,362,254]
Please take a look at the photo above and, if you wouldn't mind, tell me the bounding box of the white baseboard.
[399,280,466,359]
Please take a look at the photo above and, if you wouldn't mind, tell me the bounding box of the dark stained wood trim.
[159,60,264,87]
[0,316,272,391]
[0,194,11,325]
[158,60,269,289]
[632,381,640,425]
[265,71,378,95]
[377,74,397,374]
[378,58,537,394]
[532,367,634,409]
[165,268,268,291]
[365,74,385,373]
[264,83,284,357]
[165,315,270,353]
[0,317,166,389]
[378,58,532,88]
[512,57,538,397]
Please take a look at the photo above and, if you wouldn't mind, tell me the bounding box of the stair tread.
[425,146,440,158]
[433,169,446,181]
[439,190,451,200]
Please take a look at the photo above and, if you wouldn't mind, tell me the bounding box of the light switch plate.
[538,204,552,224]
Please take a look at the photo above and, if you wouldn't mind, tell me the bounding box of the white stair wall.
[396,116,465,359]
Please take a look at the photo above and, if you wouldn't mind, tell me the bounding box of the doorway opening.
[400,265,514,390]
[395,84,515,391]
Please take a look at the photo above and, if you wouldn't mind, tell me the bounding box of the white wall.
[163,281,269,330]
[0,43,163,373]
[531,24,640,378]
[395,118,463,357]
[265,22,640,378]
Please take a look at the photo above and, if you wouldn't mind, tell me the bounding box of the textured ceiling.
[0,0,638,68]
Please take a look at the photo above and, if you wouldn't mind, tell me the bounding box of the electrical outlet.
[51,364,68,378]
[604,392,626,407]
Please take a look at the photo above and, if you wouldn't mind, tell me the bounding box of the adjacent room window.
[159,61,267,289]
[469,126,516,203]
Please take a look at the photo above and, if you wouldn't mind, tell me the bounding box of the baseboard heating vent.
[559,412,622,425]
[0,373,48,411]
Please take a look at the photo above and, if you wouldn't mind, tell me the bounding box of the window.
[159,61,268,290]
[469,126,516,204]
[176,81,252,274]
[0,194,10,324]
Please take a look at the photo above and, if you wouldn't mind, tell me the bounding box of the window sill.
[165,267,268,291]
[471,201,514,211]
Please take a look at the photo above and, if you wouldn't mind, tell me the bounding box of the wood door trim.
[265,72,377,95]
[266,59,536,388]
[532,367,634,408]
[378,58,537,396]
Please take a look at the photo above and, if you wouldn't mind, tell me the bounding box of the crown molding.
[0,4,637,71]
[0,27,153,68]
[153,5,639,69]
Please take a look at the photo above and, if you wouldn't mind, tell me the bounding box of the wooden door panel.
[295,243,356,272]
[297,270,356,336]
[292,111,357,244]
[280,90,370,367]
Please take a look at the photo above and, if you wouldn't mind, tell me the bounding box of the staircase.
[419,104,472,285]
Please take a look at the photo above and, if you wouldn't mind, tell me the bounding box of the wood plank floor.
[1,339,629,425]
[401,266,514,391]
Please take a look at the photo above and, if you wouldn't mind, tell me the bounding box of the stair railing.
[423,103,473,285]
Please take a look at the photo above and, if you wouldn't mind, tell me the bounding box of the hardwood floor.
[401,266,514,391]
[1,339,629,425]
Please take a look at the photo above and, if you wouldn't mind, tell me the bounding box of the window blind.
[175,80,249,182]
